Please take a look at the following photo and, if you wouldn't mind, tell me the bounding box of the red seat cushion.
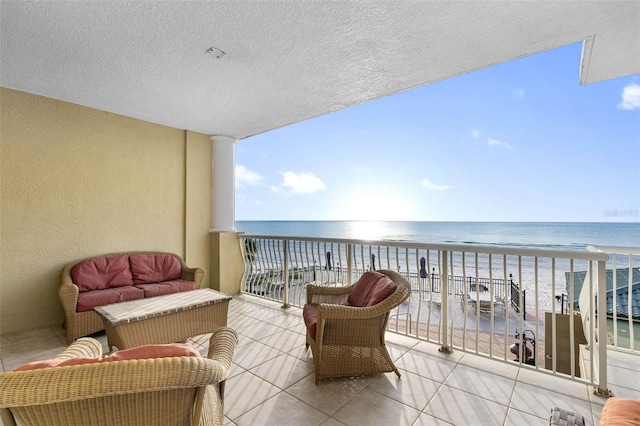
[76,286,144,312]
[134,280,196,297]
[347,271,397,307]
[599,397,640,425]
[303,303,319,340]
[14,343,200,371]
[130,254,181,284]
[71,255,133,292]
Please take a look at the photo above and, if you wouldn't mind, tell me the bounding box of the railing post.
[282,240,290,308]
[347,244,353,285]
[431,267,437,292]
[595,259,610,396]
[440,250,453,353]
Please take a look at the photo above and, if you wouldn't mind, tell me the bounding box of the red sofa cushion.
[347,271,397,307]
[71,255,134,292]
[130,254,181,284]
[134,280,196,298]
[14,343,200,371]
[303,303,319,339]
[76,286,144,312]
[599,397,640,425]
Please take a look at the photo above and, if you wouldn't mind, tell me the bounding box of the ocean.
[236,221,640,310]
[235,221,640,251]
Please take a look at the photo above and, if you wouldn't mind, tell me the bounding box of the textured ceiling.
[2,1,639,139]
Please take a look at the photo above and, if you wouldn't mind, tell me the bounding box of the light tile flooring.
[2,294,639,426]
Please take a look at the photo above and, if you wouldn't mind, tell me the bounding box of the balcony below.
[3,294,639,425]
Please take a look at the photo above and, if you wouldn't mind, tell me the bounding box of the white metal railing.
[239,234,639,395]
[586,246,640,354]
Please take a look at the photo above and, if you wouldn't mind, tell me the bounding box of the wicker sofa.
[303,269,411,384]
[60,251,205,345]
[0,327,237,426]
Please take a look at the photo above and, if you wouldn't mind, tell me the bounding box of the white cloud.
[281,171,326,194]
[471,129,480,139]
[421,179,450,191]
[235,165,263,187]
[487,137,513,151]
[618,83,640,110]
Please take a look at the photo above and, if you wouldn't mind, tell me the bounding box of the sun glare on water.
[348,221,391,241]
[339,191,420,240]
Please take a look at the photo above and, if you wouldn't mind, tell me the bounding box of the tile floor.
[2,294,639,426]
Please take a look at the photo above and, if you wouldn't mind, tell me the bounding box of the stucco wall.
[185,131,213,279]
[0,88,212,334]
[210,231,244,295]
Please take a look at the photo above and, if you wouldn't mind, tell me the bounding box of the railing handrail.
[587,245,640,255]
[241,234,611,261]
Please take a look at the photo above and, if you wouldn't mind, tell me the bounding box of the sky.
[235,42,640,222]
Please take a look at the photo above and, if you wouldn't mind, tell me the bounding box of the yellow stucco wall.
[210,232,244,295]
[185,131,213,279]
[0,88,212,334]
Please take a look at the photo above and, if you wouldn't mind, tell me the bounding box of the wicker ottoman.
[94,288,231,351]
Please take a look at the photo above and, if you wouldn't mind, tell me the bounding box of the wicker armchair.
[303,269,411,384]
[60,251,206,345]
[0,327,237,426]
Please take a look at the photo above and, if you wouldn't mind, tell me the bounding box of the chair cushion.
[303,303,319,340]
[76,286,144,312]
[134,280,196,297]
[71,255,134,292]
[599,397,640,425]
[347,271,397,307]
[130,254,182,284]
[14,343,200,371]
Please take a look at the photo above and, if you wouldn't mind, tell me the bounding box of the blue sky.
[235,42,640,222]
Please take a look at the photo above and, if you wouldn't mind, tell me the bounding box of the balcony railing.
[586,246,640,353]
[240,234,640,396]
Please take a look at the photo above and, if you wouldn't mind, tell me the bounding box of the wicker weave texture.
[103,299,229,350]
[59,251,206,345]
[305,269,411,384]
[0,327,238,426]
[55,337,102,359]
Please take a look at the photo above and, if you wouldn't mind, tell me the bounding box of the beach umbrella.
[325,252,332,270]
[420,257,427,279]
[371,253,376,271]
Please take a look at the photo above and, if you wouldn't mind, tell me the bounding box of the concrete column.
[210,135,236,232]
[209,135,242,294]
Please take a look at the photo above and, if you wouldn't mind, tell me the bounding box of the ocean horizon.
[236,220,640,251]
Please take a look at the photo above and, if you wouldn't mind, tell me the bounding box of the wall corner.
[210,231,243,295]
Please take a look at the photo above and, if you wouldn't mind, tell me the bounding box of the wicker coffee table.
[94,288,231,351]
